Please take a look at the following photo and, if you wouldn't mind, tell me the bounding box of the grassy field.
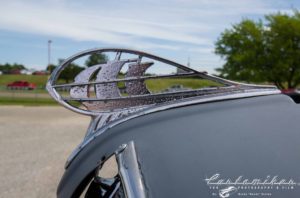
[0,97,57,106]
[146,78,221,92]
[0,75,51,105]
[0,74,48,87]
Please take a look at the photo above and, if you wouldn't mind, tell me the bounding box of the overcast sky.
[0,0,298,73]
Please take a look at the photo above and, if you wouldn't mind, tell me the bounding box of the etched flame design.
[70,60,153,111]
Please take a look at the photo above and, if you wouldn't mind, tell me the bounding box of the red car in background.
[7,81,37,90]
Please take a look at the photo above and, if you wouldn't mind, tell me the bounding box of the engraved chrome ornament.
[47,49,277,110]
[46,48,278,134]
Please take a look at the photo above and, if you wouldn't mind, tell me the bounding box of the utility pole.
[187,56,190,67]
[47,40,52,76]
[48,40,52,67]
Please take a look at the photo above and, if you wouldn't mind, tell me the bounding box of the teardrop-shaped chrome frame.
[46,48,277,117]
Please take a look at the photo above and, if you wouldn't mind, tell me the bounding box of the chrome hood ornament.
[47,48,279,134]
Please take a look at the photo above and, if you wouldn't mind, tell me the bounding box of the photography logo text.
[204,173,300,197]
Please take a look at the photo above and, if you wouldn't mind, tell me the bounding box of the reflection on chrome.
[116,141,146,198]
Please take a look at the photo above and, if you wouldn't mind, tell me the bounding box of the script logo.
[204,173,300,197]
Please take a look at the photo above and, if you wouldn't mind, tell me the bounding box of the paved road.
[0,106,90,198]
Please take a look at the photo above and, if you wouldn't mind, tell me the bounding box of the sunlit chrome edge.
[115,141,146,198]
[65,89,280,168]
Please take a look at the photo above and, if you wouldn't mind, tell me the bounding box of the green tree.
[57,59,84,83]
[46,64,57,74]
[0,63,26,74]
[85,53,108,67]
[215,10,300,89]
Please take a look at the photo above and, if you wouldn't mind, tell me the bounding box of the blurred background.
[0,0,300,197]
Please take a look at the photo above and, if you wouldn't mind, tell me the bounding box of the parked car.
[32,70,49,75]
[47,48,300,198]
[7,81,36,90]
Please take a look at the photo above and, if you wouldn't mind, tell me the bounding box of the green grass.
[145,78,222,92]
[0,74,48,87]
[0,88,48,94]
[0,97,57,106]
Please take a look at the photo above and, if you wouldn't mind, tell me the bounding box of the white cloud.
[0,0,281,49]
[0,1,212,49]
[0,0,297,71]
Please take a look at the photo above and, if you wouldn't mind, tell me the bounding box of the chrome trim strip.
[115,142,146,198]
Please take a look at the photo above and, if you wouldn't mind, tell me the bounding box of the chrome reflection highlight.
[115,141,146,198]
